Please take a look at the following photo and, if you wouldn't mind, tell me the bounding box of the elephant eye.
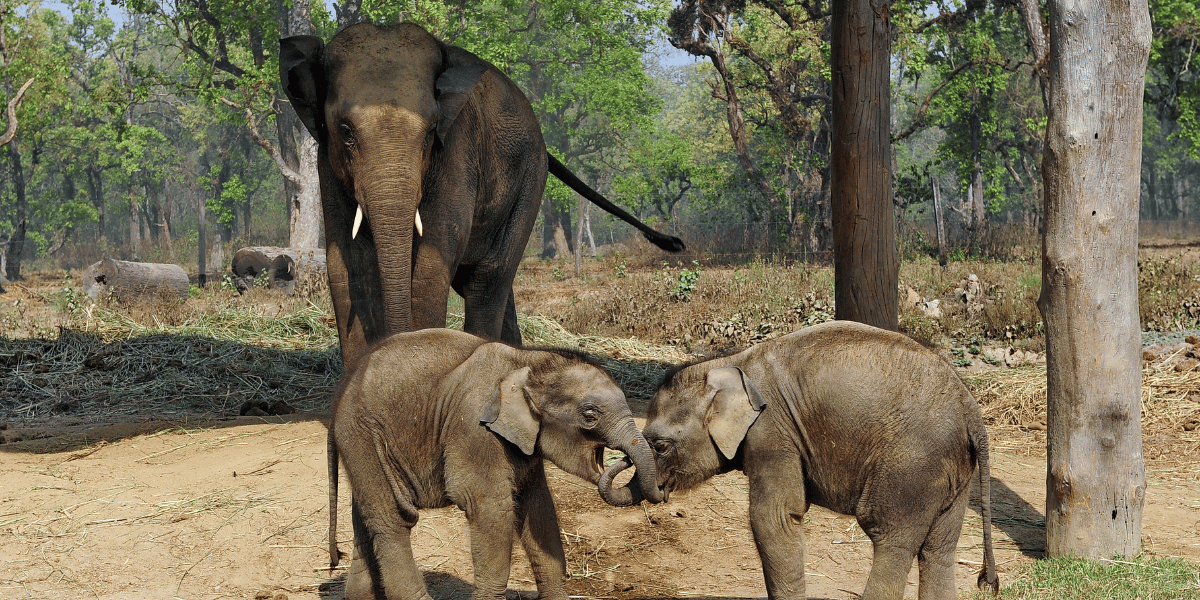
[580,406,600,425]
[339,122,356,149]
[651,439,673,456]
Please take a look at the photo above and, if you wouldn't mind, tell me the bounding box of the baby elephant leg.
[343,501,429,600]
[916,485,972,600]
[339,427,429,600]
[516,468,568,600]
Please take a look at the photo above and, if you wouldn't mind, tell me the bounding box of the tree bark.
[1017,0,1050,112]
[289,131,321,248]
[5,135,27,281]
[1037,0,1150,559]
[831,0,898,330]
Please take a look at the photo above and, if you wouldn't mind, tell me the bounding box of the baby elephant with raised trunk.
[332,328,661,600]
[601,320,999,600]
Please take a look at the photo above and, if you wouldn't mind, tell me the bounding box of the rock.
[920,299,943,319]
[905,286,922,307]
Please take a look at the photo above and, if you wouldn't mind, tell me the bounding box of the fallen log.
[82,258,189,302]
[230,247,326,295]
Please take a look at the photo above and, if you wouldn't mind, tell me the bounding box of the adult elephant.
[279,22,683,367]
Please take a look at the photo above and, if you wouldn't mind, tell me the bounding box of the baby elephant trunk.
[598,422,663,506]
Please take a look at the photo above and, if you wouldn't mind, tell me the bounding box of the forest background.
[0,0,1197,281]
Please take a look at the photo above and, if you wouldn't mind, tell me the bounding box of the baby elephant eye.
[580,408,599,423]
[651,439,672,455]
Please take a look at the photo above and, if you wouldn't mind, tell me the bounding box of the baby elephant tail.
[974,421,1000,595]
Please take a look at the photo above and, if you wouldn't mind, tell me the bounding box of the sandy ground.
[1,414,1196,600]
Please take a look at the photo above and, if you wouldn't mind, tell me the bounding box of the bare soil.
[2,244,1198,599]
[0,414,1197,600]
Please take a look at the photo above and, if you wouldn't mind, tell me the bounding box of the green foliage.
[671,260,702,302]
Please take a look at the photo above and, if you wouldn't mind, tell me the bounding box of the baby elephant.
[601,320,999,600]
[332,328,662,600]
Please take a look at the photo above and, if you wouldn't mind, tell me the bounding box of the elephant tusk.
[351,205,363,240]
[414,209,423,237]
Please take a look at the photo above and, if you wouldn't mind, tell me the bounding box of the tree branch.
[892,61,972,142]
[0,77,35,147]
[220,97,301,185]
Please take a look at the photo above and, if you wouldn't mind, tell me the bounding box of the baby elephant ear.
[705,367,767,461]
[480,366,539,455]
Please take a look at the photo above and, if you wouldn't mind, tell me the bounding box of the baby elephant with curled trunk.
[600,320,999,600]
[332,328,662,600]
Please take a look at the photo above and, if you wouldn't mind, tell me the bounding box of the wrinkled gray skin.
[279,22,683,368]
[602,321,999,600]
[332,328,662,600]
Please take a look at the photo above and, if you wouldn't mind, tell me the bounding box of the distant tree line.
[0,0,1197,280]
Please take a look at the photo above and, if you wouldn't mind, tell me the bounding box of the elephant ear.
[705,367,767,461]
[480,366,540,456]
[279,35,327,140]
[434,62,487,144]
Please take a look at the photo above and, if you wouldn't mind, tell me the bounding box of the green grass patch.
[977,556,1200,600]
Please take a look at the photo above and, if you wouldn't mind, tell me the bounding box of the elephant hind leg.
[345,502,431,600]
[915,484,972,600]
[339,431,428,600]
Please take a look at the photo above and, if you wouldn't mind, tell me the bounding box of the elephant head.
[280,23,508,365]
[599,364,766,505]
[480,348,664,505]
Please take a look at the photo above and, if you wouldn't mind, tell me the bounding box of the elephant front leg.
[515,468,568,600]
[747,459,809,600]
[465,499,518,600]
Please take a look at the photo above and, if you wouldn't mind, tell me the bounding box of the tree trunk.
[87,166,107,244]
[198,186,208,287]
[288,131,321,248]
[5,136,27,281]
[932,174,948,268]
[82,258,190,302]
[831,0,898,330]
[1037,0,1150,559]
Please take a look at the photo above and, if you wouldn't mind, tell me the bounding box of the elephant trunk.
[598,420,663,506]
[359,170,420,335]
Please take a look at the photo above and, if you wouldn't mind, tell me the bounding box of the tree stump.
[230,247,326,295]
[82,259,189,302]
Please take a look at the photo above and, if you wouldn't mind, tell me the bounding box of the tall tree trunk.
[130,186,142,253]
[198,188,208,287]
[1017,0,1050,112]
[831,0,898,330]
[1037,0,1150,559]
[289,131,321,248]
[88,166,107,244]
[279,0,321,248]
[5,136,27,281]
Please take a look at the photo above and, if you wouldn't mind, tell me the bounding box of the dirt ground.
[0,413,1197,600]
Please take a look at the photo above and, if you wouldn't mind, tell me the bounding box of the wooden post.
[1038,0,1150,558]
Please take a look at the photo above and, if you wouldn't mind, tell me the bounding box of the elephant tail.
[547,153,686,253]
[328,428,341,568]
[973,418,1000,595]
